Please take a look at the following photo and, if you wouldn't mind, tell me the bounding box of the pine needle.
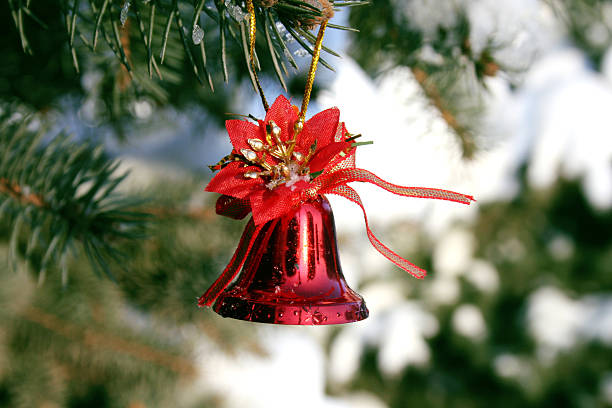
[93,0,110,50]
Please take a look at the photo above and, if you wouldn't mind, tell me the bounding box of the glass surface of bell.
[213,196,369,325]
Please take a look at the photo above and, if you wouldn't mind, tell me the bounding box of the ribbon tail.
[198,219,263,307]
[327,185,427,279]
[322,168,475,205]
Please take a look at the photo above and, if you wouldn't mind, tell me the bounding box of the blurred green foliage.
[336,173,612,408]
[1,1,612,407]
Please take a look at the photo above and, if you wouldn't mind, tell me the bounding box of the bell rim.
[213,295,369,325]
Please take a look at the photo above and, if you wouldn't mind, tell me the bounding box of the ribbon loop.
[326,184,427,279]
[302,167,474,279]
[313,168,475,205]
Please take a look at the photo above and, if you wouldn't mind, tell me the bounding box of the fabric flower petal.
[205,161,264,199]
[297,107,340,154]
[308,141,351,173]
[264,95,298,143]
[226,119,263,154]
[248,181,309,225]
[249,188,294,225]
[324,123,356,172]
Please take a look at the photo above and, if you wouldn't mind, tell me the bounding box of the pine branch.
[19,305,196,376]
[549,0,612,71]
[411,67,476,157]
[144,205,216,221]
[8,0,369,90]
[0,111,149,281]
[349,2,505,158]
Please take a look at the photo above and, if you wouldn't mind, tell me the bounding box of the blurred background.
[1,0,611,407]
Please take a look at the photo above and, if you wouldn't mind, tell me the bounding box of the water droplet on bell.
[336,312,341,318]
[278,312,283,318]
[293,310,299,316]
[192,25,204,45]
[240,148,257,162]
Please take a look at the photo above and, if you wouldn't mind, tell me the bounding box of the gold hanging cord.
[246,0,329,119]
[246,0,269,111]
[298,19,328,123]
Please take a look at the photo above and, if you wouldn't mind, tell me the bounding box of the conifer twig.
[20,306,196,376]
[0,113,148,280]
[411,67,475,157]
[6,0,369,88]
[0,178,47,209]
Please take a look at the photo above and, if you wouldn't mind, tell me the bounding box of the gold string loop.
[246,0,329,117]
[299,19,328,123]
[246,0,269,111]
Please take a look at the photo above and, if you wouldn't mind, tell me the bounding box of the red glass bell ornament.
[199,9,476,325]
[212,195,368,325]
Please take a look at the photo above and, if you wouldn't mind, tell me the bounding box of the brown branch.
[0,177,47,208]
[411,67,476,157]
[256,0,280,7]
[118,18,132,92]
[19,306,197,377]
[1,177,216,221]
[143,206,216,221]
[304,0,334,26]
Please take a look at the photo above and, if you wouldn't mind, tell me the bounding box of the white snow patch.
[433,227,475,278]
[452,304,487,340]
[528,287,612,360]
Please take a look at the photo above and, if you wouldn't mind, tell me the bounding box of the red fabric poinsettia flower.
[206,95,354,225]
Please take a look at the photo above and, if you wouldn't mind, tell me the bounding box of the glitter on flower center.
[238,119,315,190]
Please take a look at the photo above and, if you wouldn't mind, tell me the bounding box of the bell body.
[213,196,368,325]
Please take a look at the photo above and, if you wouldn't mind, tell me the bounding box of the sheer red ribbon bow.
[198,96,474,307]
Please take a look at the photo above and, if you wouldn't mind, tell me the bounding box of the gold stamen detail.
[286,120,303,159]
[264,125,273,146]
[269,122,283,144]
[269,148,284,160]
[286,142,296,160]
[271,124,281,139]
[294,120,304,134]
[280,164,290,177]
[268,121,288,160]
[292,151,303,162]
[259,152,272,171]
[304,141,317,163]
[240,148,258,162]
[248,138,265,151]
